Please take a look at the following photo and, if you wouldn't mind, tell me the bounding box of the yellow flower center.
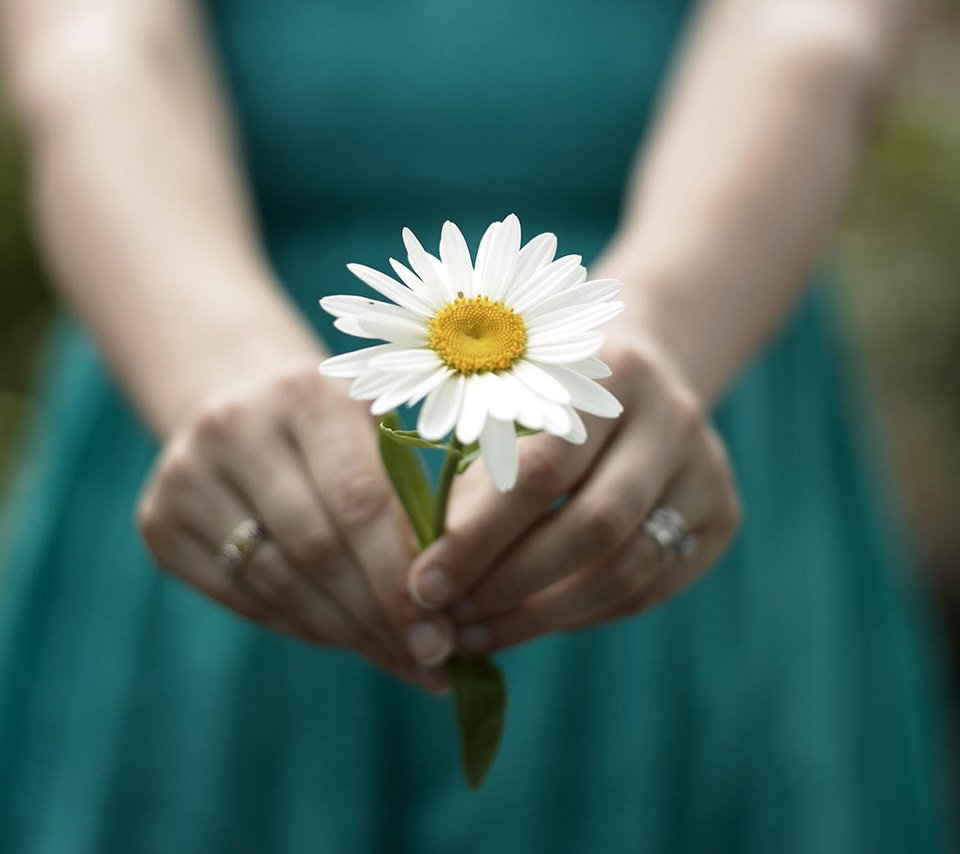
[428,294,527,374]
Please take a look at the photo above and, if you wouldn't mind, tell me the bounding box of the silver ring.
[641,505,698,561]
[216,518,265,575]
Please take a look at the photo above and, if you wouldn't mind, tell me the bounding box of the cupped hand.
[136,359,455,692]
[406,336,742,654]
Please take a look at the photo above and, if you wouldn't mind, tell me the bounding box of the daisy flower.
[318,214,624,490]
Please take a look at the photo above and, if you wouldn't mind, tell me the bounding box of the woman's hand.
[406,335,742,654]
[136,359,455,692]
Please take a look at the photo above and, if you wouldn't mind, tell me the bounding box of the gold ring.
[216,518,265,574]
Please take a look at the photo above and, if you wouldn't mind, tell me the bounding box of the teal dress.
[0,1,951,851]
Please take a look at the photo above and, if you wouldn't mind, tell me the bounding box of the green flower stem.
[431,436,507,790]
[378,416,505,789]
[433,438,462,541]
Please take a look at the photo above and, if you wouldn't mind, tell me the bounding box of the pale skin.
[1,0,925,690]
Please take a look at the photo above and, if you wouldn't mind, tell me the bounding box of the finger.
[293,405,455,667]
[140,441,443,691]
[156,443,418,677]
[175,531,436,689]
[236,541,421,680]
[145,515,309,642]
[566,436,740,632]
[190,398,426,674]
[454,406,683,622]
[167,449,366,642]
[406,413,619,612]
[211,426,403,657]
[138,449,289,630]
[454,529,667,655]
[454,428,737,652]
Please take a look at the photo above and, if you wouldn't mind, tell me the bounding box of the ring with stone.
[641,505,698,561]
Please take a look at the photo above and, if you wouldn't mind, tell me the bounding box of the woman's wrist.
[592,237,763,408]
[590,248,712,403]
[146,288,327,439]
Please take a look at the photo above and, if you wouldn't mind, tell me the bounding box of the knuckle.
[581,500,631,552]
[288,527,339,570]
[334,467,390,528]
[157,447,194,488]
[607,341,654,377]
[382,584,416,624]
[275,368,321,406]
[516,445,567,498]
[438,527,482,566]
[475,575,521,613]
[704,428,730,468]
[672,390,704,434]
[719,494,744,538]
[255,565,302,606]
[194,398,248,443]
[135,499,165,552]
[610,554,645,597]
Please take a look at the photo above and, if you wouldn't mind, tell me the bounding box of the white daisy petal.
[541,364,623,418]
[515,391,545,431]
[484,372,525,423]
[387,258,443,308]
[479,417,519,491]
[403,228,455,302]
[528,301,624,337]
[512,232,557,294]
[319,343,399,378]
[370,367,451,415]
[526,334,605,363]
[480,213,521,301]
[418,373,466,441]
[326,298,421,332]
[473,220,500,294]
[509,255,584,313]
[566,356,612,379]
[397,367,452,411]
[497,372,545,428]
[524,277,622,319]
[439,221,474,297]
[563,407,588,444]
[356,313,429,346]
[370,349,443,371]
[455,374,489,444]
[350,370,402,400]
[540,400,573,437]
[510,359,571,404]
[346,263,433,316]
[333,316,379,338]
[320,294,391,318]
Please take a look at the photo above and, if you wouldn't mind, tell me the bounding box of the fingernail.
[452,599,478,621]
[407,621,453,665]
[411,565,454,609]
[457,624,491,654]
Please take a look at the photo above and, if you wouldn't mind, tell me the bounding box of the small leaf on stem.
[450,654,508,789]
[378,413,436,549]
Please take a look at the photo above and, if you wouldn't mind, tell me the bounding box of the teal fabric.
[0,1,952,851]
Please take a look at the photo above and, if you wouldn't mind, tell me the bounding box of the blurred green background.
[1,10,958,668]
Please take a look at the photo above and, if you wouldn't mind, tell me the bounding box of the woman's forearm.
[595,0,926,405]
[2,1,321,438]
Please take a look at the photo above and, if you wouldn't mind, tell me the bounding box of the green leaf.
[379,422,451,452]
[378,413,435,549]
[450,654,508,789]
